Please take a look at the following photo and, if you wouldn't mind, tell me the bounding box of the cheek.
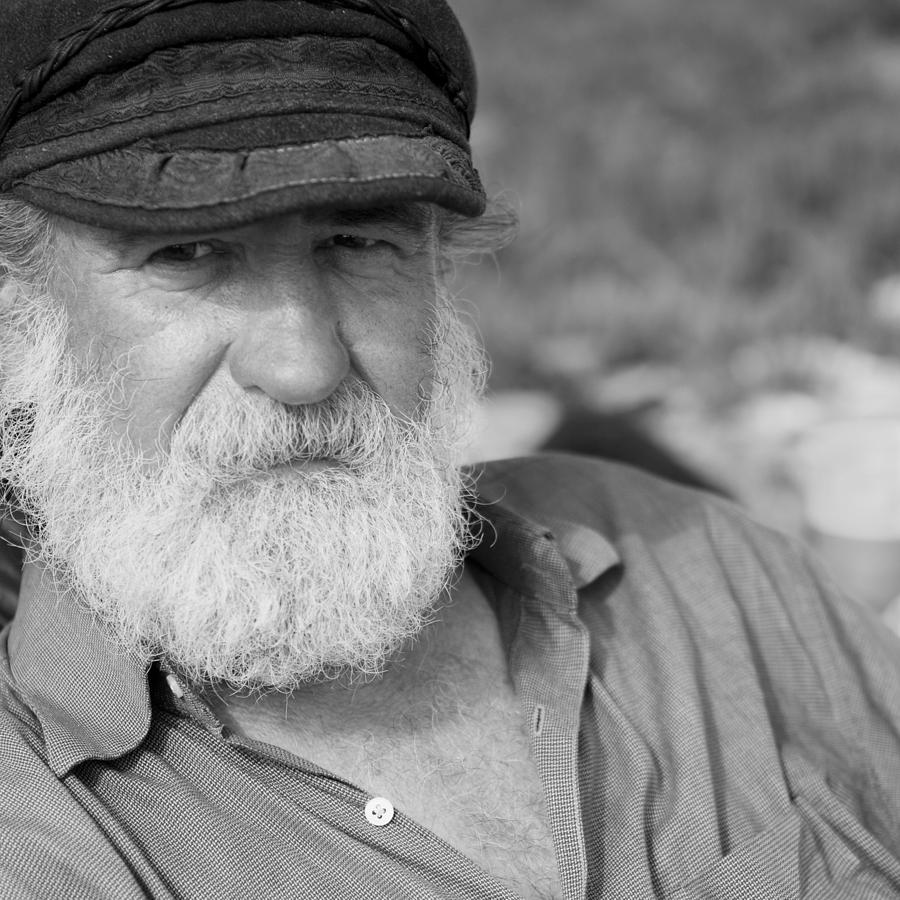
[62,292,228,452]
[117,326,228,452]
[339,281,437,416]
[60,270,174,373]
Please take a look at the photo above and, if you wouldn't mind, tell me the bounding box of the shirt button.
[364,797,395,827]
[165,673,185,699]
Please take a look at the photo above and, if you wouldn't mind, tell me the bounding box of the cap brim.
[11,133,485,233]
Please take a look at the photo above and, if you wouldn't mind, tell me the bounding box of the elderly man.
[0,1,898,898]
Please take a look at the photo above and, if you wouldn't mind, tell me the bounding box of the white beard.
[0,290,485,689]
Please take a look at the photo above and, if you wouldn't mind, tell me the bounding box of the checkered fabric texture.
[0,455,898,898]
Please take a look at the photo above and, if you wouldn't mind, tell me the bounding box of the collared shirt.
[0,454,899,899]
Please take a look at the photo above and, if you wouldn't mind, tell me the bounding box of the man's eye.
[148,242,216,264]
[326,234,380,250]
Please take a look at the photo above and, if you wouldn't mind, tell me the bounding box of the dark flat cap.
[0,0,485,232]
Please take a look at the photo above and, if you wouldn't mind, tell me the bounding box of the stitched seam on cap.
[30,132,459,161]
[12,132,472,177]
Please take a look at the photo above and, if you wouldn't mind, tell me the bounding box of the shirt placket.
[484,524,592,900]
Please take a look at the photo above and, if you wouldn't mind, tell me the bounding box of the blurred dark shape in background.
[540,405,731,498]
[811,0,900,42]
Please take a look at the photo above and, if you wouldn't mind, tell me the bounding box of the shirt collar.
[7,562,151,777]
[471,458,621,597]
[4,458,620,776]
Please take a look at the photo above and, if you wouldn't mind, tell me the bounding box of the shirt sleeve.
[702,500,900,844]
[565,456,900,896]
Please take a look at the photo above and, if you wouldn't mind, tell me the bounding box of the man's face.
[0,203,484,689]
[52,205,441,457]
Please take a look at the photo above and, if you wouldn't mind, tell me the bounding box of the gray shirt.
[0,455,898,898]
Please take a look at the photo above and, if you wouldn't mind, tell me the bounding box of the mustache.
[167,379,416,480]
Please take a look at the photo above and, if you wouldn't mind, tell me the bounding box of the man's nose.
[226,288,350,407]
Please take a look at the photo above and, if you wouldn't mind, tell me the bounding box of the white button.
[165,673,185,699]
[364,797,395,827]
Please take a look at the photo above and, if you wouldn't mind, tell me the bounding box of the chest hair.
[205,571,564,899]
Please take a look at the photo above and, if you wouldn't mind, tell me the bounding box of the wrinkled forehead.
[48,201,443,260]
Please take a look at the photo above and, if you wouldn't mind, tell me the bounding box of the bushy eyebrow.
[312,203,437,237]
[97,203,436,255]
[101,231,163,255]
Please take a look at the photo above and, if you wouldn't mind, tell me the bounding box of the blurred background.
[448,0,900,624]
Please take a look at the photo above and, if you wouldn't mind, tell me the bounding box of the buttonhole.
[532,705,545,736]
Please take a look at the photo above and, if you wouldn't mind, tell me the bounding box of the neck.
[197,564,502,751]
